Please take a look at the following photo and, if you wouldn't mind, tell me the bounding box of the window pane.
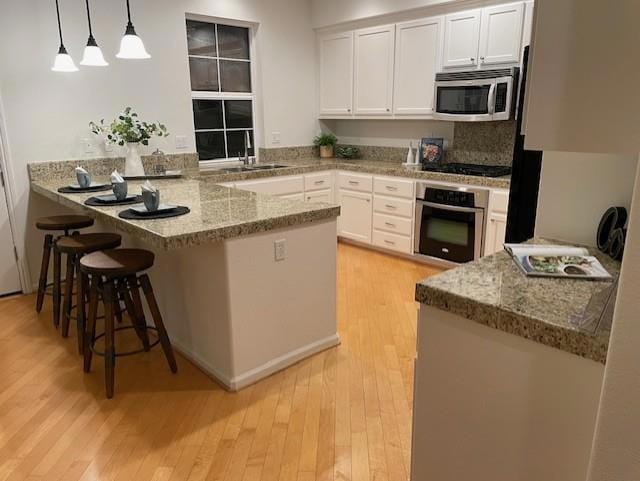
[186,20,216,56]
[189,57,219,91]
[224,100,253,129]
[226,130,254,158]
[196,131,226,160]
[193,100,223,130]
[220,60,251,93]
[217,25,250,60]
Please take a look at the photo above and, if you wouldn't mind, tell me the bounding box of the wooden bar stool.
[35,215,94,326]
[80,249,178,398]
[55,233,122,353]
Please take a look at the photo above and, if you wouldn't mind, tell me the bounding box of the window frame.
[185,15,259,167]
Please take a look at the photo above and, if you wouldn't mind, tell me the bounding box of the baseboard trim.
[171,333,341,391]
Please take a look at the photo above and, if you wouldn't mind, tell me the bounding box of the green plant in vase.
[90,107,169,176]
[313,133,338,158]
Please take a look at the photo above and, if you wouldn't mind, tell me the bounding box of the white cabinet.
[319,32,354,116]
[442,9,481,69]
[306,189,332,203]
[393,16,443,115]
[484,189,509,255]
[354,25,395,115]
[479,3,524,66]
[337,189,373,243]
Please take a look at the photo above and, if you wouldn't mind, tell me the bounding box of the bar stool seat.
[56,233,123,352]
[35,215,95,323]
[36,215,94,232]
[81,248,177,398]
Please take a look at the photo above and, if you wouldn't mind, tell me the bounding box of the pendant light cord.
[125,0,132,24]
[54,0,64,47]
[84,0,94,38]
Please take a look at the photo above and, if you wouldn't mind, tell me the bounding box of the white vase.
[124,142,145,177]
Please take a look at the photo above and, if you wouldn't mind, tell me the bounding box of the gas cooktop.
[422,163,512,178]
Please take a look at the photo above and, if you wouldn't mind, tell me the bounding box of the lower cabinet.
[337,189,373,243]
[306,189,333,203]
[484,211,507,255]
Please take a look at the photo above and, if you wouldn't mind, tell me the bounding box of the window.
[186,19,255,163]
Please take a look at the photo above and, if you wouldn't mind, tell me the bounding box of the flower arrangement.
[90,107,169,146]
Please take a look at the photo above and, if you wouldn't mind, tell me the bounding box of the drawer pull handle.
[385,185,398,191]
[384,239,395,245]
[314,180,325,185]
[385,204,396,209]
[385,222,396,227]
[348,180,360,185]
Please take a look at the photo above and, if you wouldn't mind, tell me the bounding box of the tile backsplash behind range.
[446,120,516,166]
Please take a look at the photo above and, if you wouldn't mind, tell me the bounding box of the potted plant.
[90,107,169,177]
[314,132,338,159]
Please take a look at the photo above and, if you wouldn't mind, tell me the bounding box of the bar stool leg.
[128,276,148,328]
[62,253,75,338]
[103,281,116,399]
[36,234,53,312]
[52,246,62,328]
[84,277,100,373]
[120,285,150,351]
[140,274,178,373]
[75,257,86,354]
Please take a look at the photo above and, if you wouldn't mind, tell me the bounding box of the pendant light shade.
[80,0,108,66]
[51,0,78,72]
[116,0,151,59]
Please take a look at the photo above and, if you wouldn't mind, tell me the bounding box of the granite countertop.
[198,158,511,190]
[415,242,621,364]
[31,177,340,250]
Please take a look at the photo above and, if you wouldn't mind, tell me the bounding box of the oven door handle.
[417,200,482,214]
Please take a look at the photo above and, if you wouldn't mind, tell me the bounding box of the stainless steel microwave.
[433,67,519,121]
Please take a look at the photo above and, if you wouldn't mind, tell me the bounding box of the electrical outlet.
[274,239,286,261]
[104,141,114,153]
[272,132,281,145]
[83,138,93,154]
[175,135,188,150]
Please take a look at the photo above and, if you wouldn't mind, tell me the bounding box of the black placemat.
[85,195,143,207]
[58,184,111,194]
[118,206,190,220]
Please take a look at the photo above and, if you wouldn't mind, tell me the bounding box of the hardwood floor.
[0,242,441,481]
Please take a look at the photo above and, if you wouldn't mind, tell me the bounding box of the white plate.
[129,203,178,215]
[68,182,108,190]
[94,194,137,203]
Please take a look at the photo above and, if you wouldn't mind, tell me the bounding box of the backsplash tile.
[259,146,318,161]
[446,120,516,166]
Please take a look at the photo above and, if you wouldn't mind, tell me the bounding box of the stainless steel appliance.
[433,67,519,121]
[414,182,489,263]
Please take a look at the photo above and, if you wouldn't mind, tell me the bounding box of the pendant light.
[80,0,108,66]
[51,0,78,72]
[116,0,151,59]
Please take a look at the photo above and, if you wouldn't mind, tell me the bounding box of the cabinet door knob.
[480,56,485,60]
[470,57,475,62]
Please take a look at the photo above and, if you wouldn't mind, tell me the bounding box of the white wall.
[535,152,638,246]
[0,0,318,289]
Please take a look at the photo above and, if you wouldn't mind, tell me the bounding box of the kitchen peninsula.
[30,159,340,391]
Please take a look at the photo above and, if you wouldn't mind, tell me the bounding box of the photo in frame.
[418,138,444,166]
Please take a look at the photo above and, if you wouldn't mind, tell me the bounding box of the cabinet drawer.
[490,189,510,214]
[373,195,414,218]
[338,172,373,192]
[372,230,412,254]
[374,176,414,199]
[305,172,333,191]
[373,213,413,236]
[236,176,303,196]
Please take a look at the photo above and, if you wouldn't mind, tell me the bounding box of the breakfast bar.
[30,163,341,390]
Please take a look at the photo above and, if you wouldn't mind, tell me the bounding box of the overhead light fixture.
[116,0,151,59]
[80,0,108,66]
[51,0,78,72]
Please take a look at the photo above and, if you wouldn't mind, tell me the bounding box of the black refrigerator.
[505,45,543,243]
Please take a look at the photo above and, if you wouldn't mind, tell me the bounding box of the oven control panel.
[424,188,476,208]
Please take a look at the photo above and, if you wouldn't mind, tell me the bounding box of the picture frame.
[418,138,444,166]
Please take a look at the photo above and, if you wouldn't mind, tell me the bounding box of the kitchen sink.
[221,166,254,173]
[249,164,288,170]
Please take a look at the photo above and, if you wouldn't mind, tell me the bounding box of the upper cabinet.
[442,10,481,69]
[354,25,395,115]
[394,17,443,116]
[318,32,354,116]
[479,3,525,66]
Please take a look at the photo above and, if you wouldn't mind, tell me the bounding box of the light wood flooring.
[0,242,441,481]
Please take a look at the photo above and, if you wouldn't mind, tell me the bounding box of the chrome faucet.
[244,131,253,166]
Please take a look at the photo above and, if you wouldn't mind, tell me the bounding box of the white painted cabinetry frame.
[479,2,525,66]
[318,32,354,116]
[442,9,481,69]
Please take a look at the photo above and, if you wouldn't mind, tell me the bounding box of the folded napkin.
[75,166,89,174]
[111,169,125,184]
[141,180,156,192]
